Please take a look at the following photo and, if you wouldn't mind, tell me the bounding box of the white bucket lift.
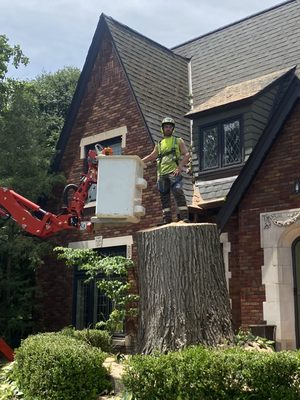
[91,155,147,224]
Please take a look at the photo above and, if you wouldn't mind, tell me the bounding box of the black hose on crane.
[62,184,78,207]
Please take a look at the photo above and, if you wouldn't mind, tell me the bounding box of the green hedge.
[59,326,112,352]
[13,333,111,400]
[122,346,300,400]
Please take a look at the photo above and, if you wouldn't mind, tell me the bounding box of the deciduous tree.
[0,37,79,346]
[136,223,233,354]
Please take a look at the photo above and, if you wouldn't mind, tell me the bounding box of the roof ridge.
[172,0,296,50]
[102,13,190,62]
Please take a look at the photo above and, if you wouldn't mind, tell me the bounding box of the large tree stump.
[136,222,233,354]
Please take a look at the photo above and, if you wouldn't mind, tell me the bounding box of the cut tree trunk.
[136,222,233,354]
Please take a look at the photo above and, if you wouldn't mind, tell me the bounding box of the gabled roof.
[104,15,191,145]
[217,76,300,231]
[53,14,191,170]
[186,66,295,117]
[173,0,300,107]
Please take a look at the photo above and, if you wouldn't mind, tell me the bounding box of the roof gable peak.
[102,13,189,62]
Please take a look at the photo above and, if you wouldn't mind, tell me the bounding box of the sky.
[1,0,287,80]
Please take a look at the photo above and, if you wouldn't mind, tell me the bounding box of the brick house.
[38,0,300,350]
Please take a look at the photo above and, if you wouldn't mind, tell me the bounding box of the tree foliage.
[0,79,54,346]
[0,37,80,347]
[0,35,29,80]
[55,247,138,334]
[0,35,29,108]
[32,67,80,152]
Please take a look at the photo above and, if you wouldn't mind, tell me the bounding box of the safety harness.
[156,136,179,175]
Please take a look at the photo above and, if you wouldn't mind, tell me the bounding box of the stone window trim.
[68,234,133,259]
[220,232,232,292]
[260,207,300,350]
[80,126,127,208]
[79,126,127,159]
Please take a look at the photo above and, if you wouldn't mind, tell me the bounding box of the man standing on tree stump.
[142,117,190,224]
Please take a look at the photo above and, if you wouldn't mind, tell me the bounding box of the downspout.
[188,59,193,141]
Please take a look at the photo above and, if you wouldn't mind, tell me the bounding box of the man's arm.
[173,139,190,175]
[142,146,158,164]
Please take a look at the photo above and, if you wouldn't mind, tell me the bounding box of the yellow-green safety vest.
[156,136,181,176]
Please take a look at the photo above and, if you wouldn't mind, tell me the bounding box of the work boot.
[157,221,169,226]
[157,215,172,226]
[177,213,190,223]
[161,209,172,224]
[178,209,190,223]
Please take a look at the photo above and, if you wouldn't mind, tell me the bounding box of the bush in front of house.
[0,362,24,400]
[122,346,300,400]
[60,326,112,352]
[13,332,111,400]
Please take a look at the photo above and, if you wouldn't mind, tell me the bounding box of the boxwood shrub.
[122,346,300,400]
[60,326,112,352]
[13,333,111,400]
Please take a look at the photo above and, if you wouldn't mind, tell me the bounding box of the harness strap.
[157,137,179,164]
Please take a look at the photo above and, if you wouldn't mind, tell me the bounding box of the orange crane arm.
[0,147,110,238]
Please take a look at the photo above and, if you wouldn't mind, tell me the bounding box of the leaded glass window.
[223,120,241,166]
[202,126,218,170]
[199,117,242,170]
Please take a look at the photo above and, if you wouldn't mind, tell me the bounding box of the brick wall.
[36,29,168,331]
[226,100,300,329]
[35,254,73,332]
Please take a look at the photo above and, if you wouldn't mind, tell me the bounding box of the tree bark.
[136,222,233,354]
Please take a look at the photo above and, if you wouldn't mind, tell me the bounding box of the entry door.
[292,238,300,347]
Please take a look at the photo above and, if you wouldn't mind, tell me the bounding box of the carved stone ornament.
[263,210,300,229]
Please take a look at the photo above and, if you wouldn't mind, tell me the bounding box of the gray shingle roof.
[196,176,237,203]
[187,66,295,115]
[173,0,300,107]
[104,16,191,146]
[54,15,194,203]
[104,16,194,203]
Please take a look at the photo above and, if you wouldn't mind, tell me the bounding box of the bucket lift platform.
[91,155,147,226]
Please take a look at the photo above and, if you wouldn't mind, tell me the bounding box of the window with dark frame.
[84,136,122,202]
[199,118,242,171]
[73,245,127,332]
[84,136,122,172]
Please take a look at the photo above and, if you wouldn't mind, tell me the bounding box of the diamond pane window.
[199,117,242,171]
[202,126,218,170]
[223,120,241,166]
